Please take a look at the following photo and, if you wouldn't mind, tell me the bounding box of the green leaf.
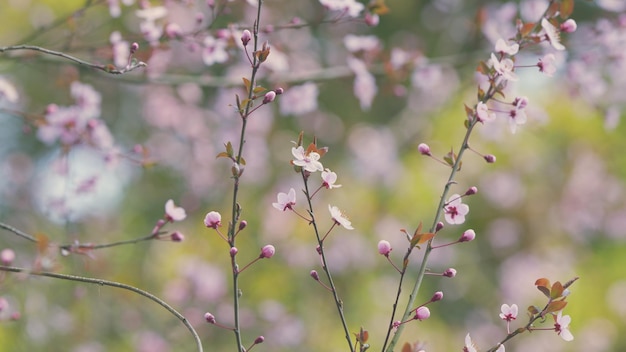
[560,0,574,19]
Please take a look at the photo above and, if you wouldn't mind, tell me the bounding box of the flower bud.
[274,87,284,95]
[365,13,380,27]
[238,220,247,231]
[465,186,478,196]
[459,229,476,242]
[431,291,443,302]
[263,91,276,104]
[165,23,182,39]
[443,268,457,278]
[130,42,139,54]
[310,270,320,281]
[204,312,216,324]
[484,154,496,163]
[415,306,430,321]
[254,336,265,344]
[418,143,431,156]
[435,221,444,232]
[170,231,184,242]
[377,240,392,256]
[560,19,577,33]
[1,249,15,265]
[204,211,222,229]
[241,29,251,46]
[230,247,238,257]
[260,244,275,259]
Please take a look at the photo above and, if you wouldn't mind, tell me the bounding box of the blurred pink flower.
[444,194,469,225]
[347,57,377,110]
[464,333,477,352]
[538,53,557,77]
[165,199,186,222]
[319,0,364,18]
[541,18,565,51]
[202,36,229,66]
[490,53,518,81]
[0,77,18,103]
[321,169,342,189]
[204,211,222,228]
[495,38,519,56]
[328,205,354,230]
[272,188,296,211]
[278,82,319,116]
[476,101,496,123]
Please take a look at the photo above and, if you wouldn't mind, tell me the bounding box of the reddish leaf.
[402,342,412,352]
[560,0,574,19]
[535,278,551,298]
[520,22,536,37]
[546,300,568,314]
[242,77,251,92]
[550,281,564,299]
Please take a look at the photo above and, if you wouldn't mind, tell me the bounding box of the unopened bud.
[204,312,216,324]
[377,240,392,256]
[415,306,430,321]
[130,42,139,54]
[560,19,577,33]
[459,229,476,242]
[443,268,457,278]
[418,143,431,156]
[263,91,276,104]
[170,231,184,242]
[435,221,444,232]
[431,291,443,302]
[241,29,251,46]
[1,249,15,265]
[484,154,496,163]
[365,13,380,27]
[465,186,478,196]
[238,220,247,231]
[230,247,238,257]
[310,270,319,280]
[260,244,275,259]
[274,87,284,95]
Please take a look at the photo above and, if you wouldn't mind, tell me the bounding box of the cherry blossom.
[538,53,557,77]
[328,205,354,230]
[347,57,377,110]
[443,194,469,225]
[110,31,130,68]
[202,36,229,66]
[509,97,529,133]
[490,53,518,81]
[476,101,496,123]
[279,82,319,116]
[555,311,574,341]
[292,146,324,172]
[135,6,167,46]
[204,211,222,228]
[463,333,477,352]
[165,199,186,222]
[321,169,342,189]
[541,18,565,51]
[496,344,505,352]
[319,0,365,18]
[495,38,519,56]
[0,77,18,103]
[499,303,518,321]
[272,188,297,211]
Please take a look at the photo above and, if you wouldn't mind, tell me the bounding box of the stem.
[0,265,203,352]
[0,45,146,74]
[385,120,478,352]
[301,173,355,352]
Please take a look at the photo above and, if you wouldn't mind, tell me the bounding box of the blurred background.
[1,0,626,351]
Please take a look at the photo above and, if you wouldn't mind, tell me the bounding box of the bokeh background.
[1,0,626,351]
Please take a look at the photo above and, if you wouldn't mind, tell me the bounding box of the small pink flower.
[541,18,565,51]
[165,199,187,222]
[418,143,431,155]
[499,304,518,322]
[321,169,342,189]
[329,205,354,230]
[377,240,392,256]
[495,38,519,56]
[490,53,518,81]
[464,333,477,352]
[560,19,577,33]
[476,102,496,123]
[443,194,469,225]
[1,248,16,265]
[204,211,222,228]
[443,268,457,278]
[508,97,528,133]
[459,229,476,242]
[292,146,324,173]
[415,306,430,321]
[538,54,557,77]
[272,188,297,211]
[555,311,574,341]
[260,244,275,259]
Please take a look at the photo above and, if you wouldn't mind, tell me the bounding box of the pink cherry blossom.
[538,53,557,77]
[490,53,518,81]
[444,194,469,225]
[279,82,319,116]
[321,169,342,189]
[508,97,529,133]
[555,311,574,341]
[165,199,186,222]
[476,101,496,123]
[495,38,519,56]
[328,204,354,230]
[377,240,392,256]
[204,211,222,228]
[541,18,565,51]
[319,0,364,18]
[272,188,297,211]
[292,146,324,172]
[464,333,477,352]
[347,57,377,110]
[560,19,577,33]
[202,36,229,66]
[499,303,518,322]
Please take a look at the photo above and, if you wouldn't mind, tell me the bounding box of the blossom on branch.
[321,169,342,189]
[165,199,186,222]
[499,303,518,322]
[272,188,297,211]
[555,311,574,341]
[444,194,469,225]
[541,18,566,51]
[292,146,324,172]
[328,205,354,230]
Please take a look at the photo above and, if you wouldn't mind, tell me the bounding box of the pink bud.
[165,23,182,39]
[459,229,476,242]
[418,143,431,156]
[238,220,247,231]
[274,87,284,95]
[560,19,577,33]
[263,25,274,33]
[392,321,401,329]
[130,42,139,54]
[0,297,8,312]
[465,186,478,196]
[443,268,457,278]
[170,231,184,242]
[435,221,444,232]
[241,29,251,46]
[254,336,265,344]
[316,245,322,255]
[204,211,222,229]
[230,247,238,257]
[377,240,392,256]
[195,12,204,24]
[260,244,275,259]
[310,270,320,280]
[484,154,496,163]
[415,306,430,321]
[1,249,15,265]
[204,312,216,324]
[365,13,380,27]
[263,91,276,104]
[431,291,444,302]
